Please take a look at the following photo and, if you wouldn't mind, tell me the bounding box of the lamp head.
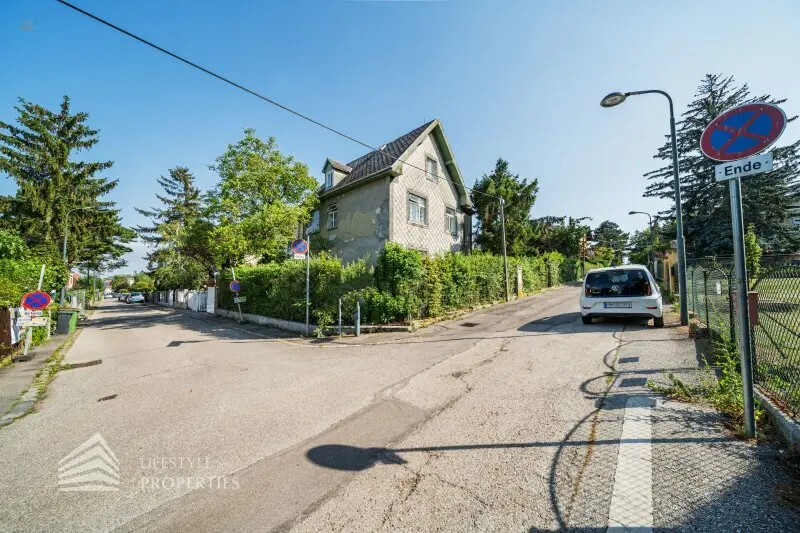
[601,92,627,108]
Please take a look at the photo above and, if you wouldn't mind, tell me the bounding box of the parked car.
[580,265,663,327]
[127,292,145,304]
[119,293,130,302]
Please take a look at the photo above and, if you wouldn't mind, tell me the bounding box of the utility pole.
[499,198,510,302]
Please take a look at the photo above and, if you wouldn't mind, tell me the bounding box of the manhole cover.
[460,322,479,327]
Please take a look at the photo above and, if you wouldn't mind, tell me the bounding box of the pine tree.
[135,166,211,287]
[471,158,539,256]
[135,166,201,246]
[0,96,133,267]
[644,74,800,255]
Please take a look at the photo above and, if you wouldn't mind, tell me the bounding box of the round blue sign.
[229,280,242,293]
[291,239,309,255]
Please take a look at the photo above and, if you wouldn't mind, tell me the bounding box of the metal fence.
[687,255,800,420]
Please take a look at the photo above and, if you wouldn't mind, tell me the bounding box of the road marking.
[607,396,654,533]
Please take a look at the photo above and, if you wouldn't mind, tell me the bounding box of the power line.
[54,0,501,201]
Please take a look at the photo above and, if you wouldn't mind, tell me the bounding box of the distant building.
[66,272,80,289]
[308,119,472,263]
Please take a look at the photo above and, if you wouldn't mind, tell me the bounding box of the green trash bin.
[56,309,79,335]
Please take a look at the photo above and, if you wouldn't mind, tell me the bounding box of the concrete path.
[0,333,68,426]
[0,289,797,532]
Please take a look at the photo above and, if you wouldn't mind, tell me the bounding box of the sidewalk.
[569,312,800,531]
[0,334,68,427]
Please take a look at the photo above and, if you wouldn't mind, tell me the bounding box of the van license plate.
[604,302,631,309]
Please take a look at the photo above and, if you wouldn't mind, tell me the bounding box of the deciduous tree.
[206,129,318,266]
[592,220,629,264]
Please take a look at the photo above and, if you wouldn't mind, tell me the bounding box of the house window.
[408,193,426,225]
[327,204,337,229]
[307,210,320,234]
[445,207,458,236]
[325,170,334,189]
[425,157,438,181]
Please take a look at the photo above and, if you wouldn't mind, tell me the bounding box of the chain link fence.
[687,255,800,420]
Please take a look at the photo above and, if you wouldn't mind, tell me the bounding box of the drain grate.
[97,394,117,402]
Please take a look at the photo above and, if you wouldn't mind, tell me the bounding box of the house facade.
[308,119,472,263]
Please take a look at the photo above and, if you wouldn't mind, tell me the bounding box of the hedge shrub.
[217,243,599,327]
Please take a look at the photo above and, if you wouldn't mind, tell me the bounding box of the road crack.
[562,325,626,527]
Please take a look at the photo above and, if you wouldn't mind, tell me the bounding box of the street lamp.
[60,206,100,306]
[629,211,655,274]
[601,90,689,325]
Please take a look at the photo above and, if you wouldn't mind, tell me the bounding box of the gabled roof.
[320,119,471,208]
[323,120,434,194]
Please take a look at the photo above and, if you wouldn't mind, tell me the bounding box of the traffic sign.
[21,291,51,311]
[715,152,773,182]
[19,313,48,327]
[229,280,242,293]
[700,103,786,161]
[233,296,246,304]
[291,239,309,255]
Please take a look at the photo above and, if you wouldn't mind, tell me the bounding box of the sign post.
[21,265,49,359]
[292,239,311,336]
[700,102,787,438]
[230,268,243,323]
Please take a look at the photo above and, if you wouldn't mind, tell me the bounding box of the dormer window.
[325,170,334,189]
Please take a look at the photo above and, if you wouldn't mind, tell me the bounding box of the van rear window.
[584,269,652,297]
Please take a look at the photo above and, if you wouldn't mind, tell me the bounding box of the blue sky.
[3,0,799,273]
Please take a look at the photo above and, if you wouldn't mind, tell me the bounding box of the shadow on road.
[87,302,294,342]
[304,433,731,472]
[518,312,653,333]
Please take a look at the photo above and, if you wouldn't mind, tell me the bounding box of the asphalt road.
[0,287,796,532]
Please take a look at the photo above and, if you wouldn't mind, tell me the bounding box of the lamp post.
[602,90,689,326]
[629,211,655,274]
[61,206,99,306]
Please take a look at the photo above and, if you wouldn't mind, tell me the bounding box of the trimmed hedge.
[219,243,598,329]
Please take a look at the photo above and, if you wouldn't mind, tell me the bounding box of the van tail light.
[644,282,652,296]
[585,286,591,297]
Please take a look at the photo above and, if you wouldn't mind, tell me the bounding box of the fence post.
[703,270,710,328]
[338,298,342,336]
[355,301,361,337]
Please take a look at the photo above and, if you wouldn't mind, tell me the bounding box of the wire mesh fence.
[687,255,800,420]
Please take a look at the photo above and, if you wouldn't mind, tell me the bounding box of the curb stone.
[755,388,800,451]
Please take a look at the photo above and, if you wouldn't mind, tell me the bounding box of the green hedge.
[218,244,598,329]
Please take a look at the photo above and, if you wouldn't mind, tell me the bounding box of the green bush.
[218,244,594,327]
[0,257,67,307]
